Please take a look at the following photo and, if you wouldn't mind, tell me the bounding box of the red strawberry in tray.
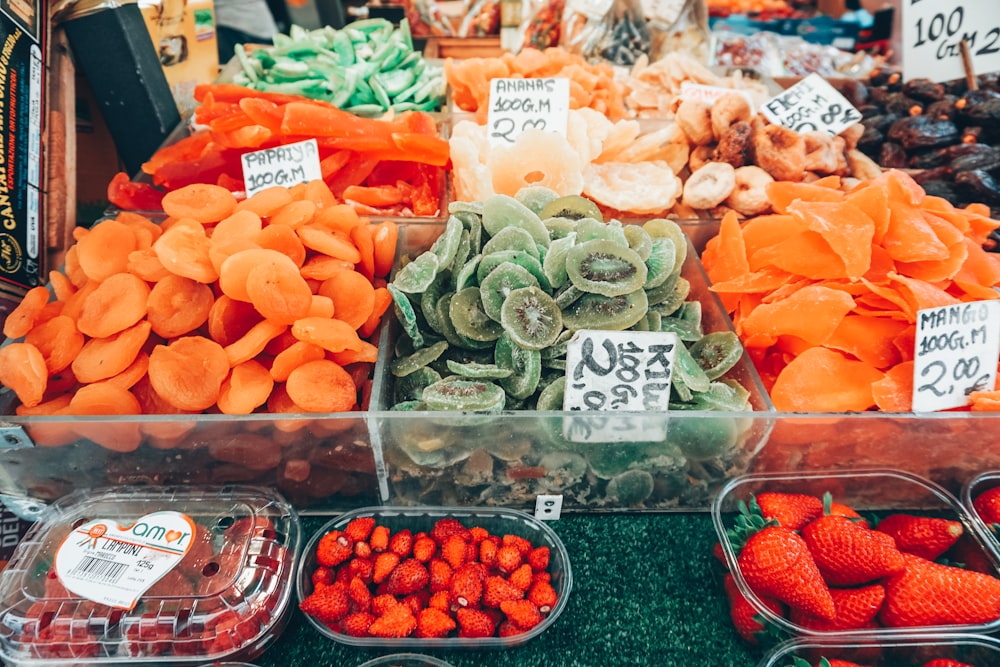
[722,573,785,645]
[875,514,964,561]
[880,553,1000,627]
[973,486,1000,530]
[756,492,823,530]
[789,584,885,632]
[801,515,905,586]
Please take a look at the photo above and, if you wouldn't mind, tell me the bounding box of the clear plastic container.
[758,633,1000,667]
[357,655,455,667]
[962,470,1000,554]
[297,506,572,648]
[712,469,1000,640]
[0,486,301,666]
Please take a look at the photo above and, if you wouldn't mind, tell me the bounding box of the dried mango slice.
[771,347,884,412]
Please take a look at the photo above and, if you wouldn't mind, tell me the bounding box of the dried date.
[887,116,960,151]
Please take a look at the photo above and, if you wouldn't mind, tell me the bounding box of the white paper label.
[903,0,1000,84]
[760,73,863,136]
[680,82,756,112]
[487,78,570,147]
[912,300,1000,412]
[54,511,196,610]
[562,330,677,442]
[534,494,563,521]
[241,138,323,197]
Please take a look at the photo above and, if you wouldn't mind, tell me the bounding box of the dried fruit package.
[0,486,300,666]
[646,0,710,64]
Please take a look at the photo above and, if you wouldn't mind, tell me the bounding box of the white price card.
[562,330,677,442]
[912,300,1000,412]
[680,81,757,111]
[241,138,323,197]
[487,77,570,147]
[903,0,1000,84]
[760,73,863,136]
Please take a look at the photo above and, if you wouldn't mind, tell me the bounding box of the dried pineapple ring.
[710,92,753,142]
[568,108,614,164]
[488,129,585,197]
[449,133,494,203]
[688,145,715,173]
[583,161,682,215]
[726,166,774,217]
[683,161,737,210]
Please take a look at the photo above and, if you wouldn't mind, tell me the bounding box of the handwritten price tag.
[241,138,323,197]
[487,77,570,147]
[912,300,1000,412]
[562,330,677,442]
[760,73,862,136]
[903,0,1000,84]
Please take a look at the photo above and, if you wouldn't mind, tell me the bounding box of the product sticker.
[487,77,570,147]
[760,73,863,136]
[680,81,756,111]
[241,138,323,198]
[903,0,1000,85]
[534,494,563,521]
[912,300,1000,412]
[54,511,197,610]
[562,329,676,442]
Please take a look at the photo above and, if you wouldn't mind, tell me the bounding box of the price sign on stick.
[487,77,570,147]
[903,0,1000,84]
[912,300,1000,412]
[760,73,862,136]
[562,330,677,442]
[241,138,323,197]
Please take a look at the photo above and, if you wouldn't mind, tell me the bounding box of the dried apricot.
[285,359,357,412]
[72,321,152,384]
[161,183,237,223]
[76,219,137,282]
[24,315,85,374]
[3,286,51,339]
[245,257,314,325]
[153,221,218,283]
[148,336,230,411]
[0,342,48,407]
[76,273,152,338]
[217,360,273,414]
[147,274,215,338]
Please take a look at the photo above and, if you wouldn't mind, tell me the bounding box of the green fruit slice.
[390,340,449,377]
[574,217,628,246]
[515,185,560,215]
[643,217,687,275]
[389,284,424,349]
[435,293,494,350]
[481,194,550,249]
[624,224,653,261]
[643,238,679,289]
[482,226,541,259]
[565,239,648,297]
[422,376,506,412]
[452,253,481,292]
[393,251,439,294]
[607,469,655,505]
[495,332,542,400]
[479,263,540,322]
[539,194,603,222]
[562,290,649,331]
[500,286,563,351]
[393,366,443,404]
[535,375,566,410]
[544,216,579,240]
[445,360,514,379]
[672,340,712,394]
[542,232,577,290]
[431,214,464,269]
[648,276,690,313]
[476,250,551,292]
[449,287,502,342]
[688,331,743,380]
[420,269,453,335]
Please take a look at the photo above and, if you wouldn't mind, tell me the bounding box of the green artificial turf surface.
[256,513,763,667]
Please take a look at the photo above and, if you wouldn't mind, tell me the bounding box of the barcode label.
[69,556,129,584]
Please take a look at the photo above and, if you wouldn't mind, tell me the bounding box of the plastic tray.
[357,655,455,667]
[712,468,1000,640]
[296,506,571,648]
[0,485,301,666]
[759,633,1000,667]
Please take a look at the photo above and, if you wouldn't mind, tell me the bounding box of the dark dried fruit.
[902,78,946,103]
[925,96,958,121]
[911,166,953,186]
[887,116,960,151]
[883,92,922,117]
[879,142,908,169]
[949,147,1000,174]
[956,169,1000,205]
[714,121,753,168]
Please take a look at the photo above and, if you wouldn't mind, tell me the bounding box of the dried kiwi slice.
[515,185,560,215]
[607,469,655,505]
[449,287,502,342]
[390,340,449,377]
[495,332,542,400]
[648,276,690,313]
[445,360,514,379]
[481,194,550,249]
[535,375,565,410]
[540,328,574,360]
[672,340,712,394]
[643,218,687,275]
[554,284,585,310]
[542,232,577,290]
[624,224,653,261]
[451,208,483,254]
[476,250,551,292]
[562,290,649,331]
[435,293,494,351]
[393,366,443,404]
[393,251,440,294]
[479,263,540,322]
[659,316,703,342]
[666,416,738,461]
[452,253,481,292]
[688,331,743,380]
[575,217,628,246]
[500,286,563,351]
[482,226,541,259]
[422,376,506,412]
[449,200,484,216]
[431,215,464,269]
[565,239,648,297]
[420,270,453,336]
[389,284,424,349]
[643,238,679,289]
[540,194,603,222]
[543,216,579,240]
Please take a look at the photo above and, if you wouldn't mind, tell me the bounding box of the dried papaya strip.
[223,318,287,367]
[350,222,376,281]
[147,274,215,339]
[3,285,52,339]
[76,273,151,339]
[24,315,84,374]
[72,321,152,384]
[285,359,357,412]
[372,221,399,279]
[217,360,273,415]
[0,342,48,407]
[148,336,230,411]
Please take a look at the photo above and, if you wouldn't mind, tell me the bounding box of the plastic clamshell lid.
[0,486,301,666]
[297,506,572,649]
[357,654,455,667]
[758,632,1000,667]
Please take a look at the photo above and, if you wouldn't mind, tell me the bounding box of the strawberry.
[789,659,870,667]
[373,552,400,584]
[789,584,885,631]
[456,607,495,638]
[828,501,869,528]
[469,526,490,543]
[755,492,823,530]
[480,536,500,568]
[386,558,429,596]
[528,580,557,612]
[401,590,430,617]
[389,528,413,558]
[711,541,728,566]
[502,534,533,556]
[372,593,400,616]
[945,534,996,574]
[299,581,350,626]
[496,544,524,573]
[339,611,374,637]
[348,556,374,583]
[413,534,437,562]
[368,604,417,638]
[508,563,534,591]
[347,576,372,612]
[527,545,550,572]
[483,575,524,608]
[737,525,836,621]
[415,606,456,638]
[432,517,471,543]
[497,620,522,637]
[973,486,1000,528]
[875,514,964,560]
[354,541,372,559]
[441,533,469,570]
[427,557,454,592]
[450,562,486,608]
[881,553,1000,627]
[343,516,376,543]
[370,524,390,552]
[428,590,451,611]
[316,530,353,567]
[500,599,543,630]
[722,573,785,645]
[801,515,905,586]
[922,660,976,667]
